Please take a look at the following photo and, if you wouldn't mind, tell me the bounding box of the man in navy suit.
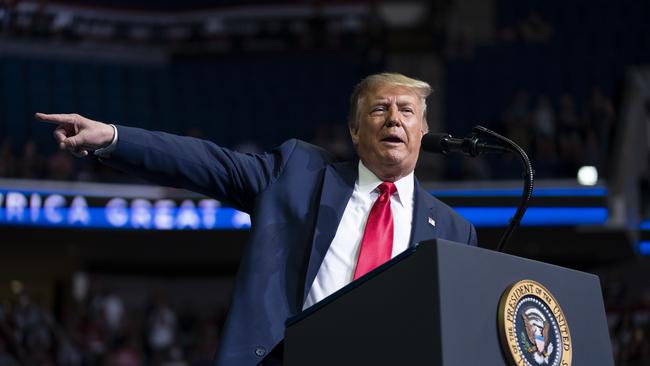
[38,73,476,365]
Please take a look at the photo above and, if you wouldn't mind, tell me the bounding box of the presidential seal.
[498,280,572,366]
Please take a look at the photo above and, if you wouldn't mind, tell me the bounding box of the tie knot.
[377,182,396,196]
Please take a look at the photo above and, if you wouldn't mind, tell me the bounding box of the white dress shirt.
[93,124,118,157]
[303,161,414,309]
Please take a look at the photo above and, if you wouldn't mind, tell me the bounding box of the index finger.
[35,113,77,125]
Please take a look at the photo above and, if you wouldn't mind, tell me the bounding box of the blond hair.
[347,72,432,131]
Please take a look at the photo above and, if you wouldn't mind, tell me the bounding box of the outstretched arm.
[36,113,294,212]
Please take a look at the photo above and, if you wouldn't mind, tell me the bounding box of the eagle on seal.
[522,307,554,364]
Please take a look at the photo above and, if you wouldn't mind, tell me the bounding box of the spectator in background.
[146,295,177,364]
[585,87,616,155]
[12,294,56,365]
[502,90,532,152]
[557,94,582,138]
[1,284,226,366]
[532,95,555,138]
[530,95,559,178]
[103,290,125,335]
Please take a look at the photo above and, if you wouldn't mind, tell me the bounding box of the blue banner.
[0,190,250,230]
[0,187,608,230]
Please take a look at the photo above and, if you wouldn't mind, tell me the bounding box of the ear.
[349,126,360,146]
[421,118,429,135]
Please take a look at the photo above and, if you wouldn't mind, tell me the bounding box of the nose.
[385,104,401,127]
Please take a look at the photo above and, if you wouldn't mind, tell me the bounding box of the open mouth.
[381,136,404,144]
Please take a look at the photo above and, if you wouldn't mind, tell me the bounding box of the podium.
[284,239,614,365]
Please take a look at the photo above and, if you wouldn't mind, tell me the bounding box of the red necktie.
[353,182,396,280]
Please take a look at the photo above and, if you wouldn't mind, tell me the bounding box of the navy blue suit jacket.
[104,126,477,366]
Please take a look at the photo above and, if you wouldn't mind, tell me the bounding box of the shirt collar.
[357,161,414,208]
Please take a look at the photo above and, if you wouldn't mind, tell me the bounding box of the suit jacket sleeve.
[101,125,298,213]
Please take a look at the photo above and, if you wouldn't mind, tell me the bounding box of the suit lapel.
[409,179,439,247]
[302,160,357,303]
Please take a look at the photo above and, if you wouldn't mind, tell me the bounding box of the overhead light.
[577,166,598,186]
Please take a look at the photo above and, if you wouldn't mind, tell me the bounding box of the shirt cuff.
[93,124,118,158]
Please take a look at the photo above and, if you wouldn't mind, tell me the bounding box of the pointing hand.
[35,113,115,157]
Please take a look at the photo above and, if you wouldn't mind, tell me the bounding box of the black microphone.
[421,125,535,252]
[421,133,508,157]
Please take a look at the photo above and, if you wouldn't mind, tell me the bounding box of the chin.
[378,157,409,173]
[380,150,407,165]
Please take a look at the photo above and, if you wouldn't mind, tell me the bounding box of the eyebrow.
[369,98,417,106]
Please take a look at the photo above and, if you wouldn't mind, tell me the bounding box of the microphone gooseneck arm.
[421,126,534,252]
[470,126,534,252]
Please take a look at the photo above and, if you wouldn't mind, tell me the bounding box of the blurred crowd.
[605,280,650,366]
[0,138,132,183]
[0,277,649,365]
[0,125,357,184]
[456,86,617,181]
[0,286,224,366]
[506,87,615,177]
[609,305,650,366]
[0,85,618,183]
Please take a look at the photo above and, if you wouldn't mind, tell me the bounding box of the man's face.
[350,84,427,181]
